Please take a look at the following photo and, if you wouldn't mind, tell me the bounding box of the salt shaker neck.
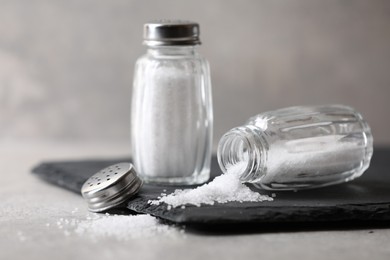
[217,126,268,183]
[147,46,197,57]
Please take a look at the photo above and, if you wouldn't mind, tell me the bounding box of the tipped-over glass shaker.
[131,20,213,185]
[218,105,373,190]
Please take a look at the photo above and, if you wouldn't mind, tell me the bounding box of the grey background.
[1,0,389,146]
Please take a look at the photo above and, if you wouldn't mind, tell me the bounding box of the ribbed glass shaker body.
[217,105,373,190]
[131,45,213,185]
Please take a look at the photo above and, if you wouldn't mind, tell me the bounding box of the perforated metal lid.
[143,20,201,46]
[81,163,143,212]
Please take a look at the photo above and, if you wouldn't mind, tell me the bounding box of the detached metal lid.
[143,20,201,46]
[81,163,143,212]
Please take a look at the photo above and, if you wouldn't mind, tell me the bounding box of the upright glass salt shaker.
[131,20,213,185]
[218,105,373,190]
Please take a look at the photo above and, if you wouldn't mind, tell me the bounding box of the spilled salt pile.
[54,213,182,241]
[149,162,273,208]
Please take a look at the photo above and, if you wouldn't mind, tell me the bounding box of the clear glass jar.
[131,21,213,185]
[217,105,373,190]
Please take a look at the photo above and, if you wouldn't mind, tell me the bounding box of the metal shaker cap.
[143,20,201,46]
[81,163,143,212]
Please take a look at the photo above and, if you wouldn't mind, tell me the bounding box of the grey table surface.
[1,141,390,260]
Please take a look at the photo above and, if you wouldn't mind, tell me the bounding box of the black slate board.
[32,148,390,226]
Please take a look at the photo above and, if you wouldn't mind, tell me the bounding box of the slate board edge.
[127,199,390,225]
[32,162,83,195]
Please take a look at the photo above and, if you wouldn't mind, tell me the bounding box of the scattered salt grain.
[54,213,182,241]
[150,162,273,208]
